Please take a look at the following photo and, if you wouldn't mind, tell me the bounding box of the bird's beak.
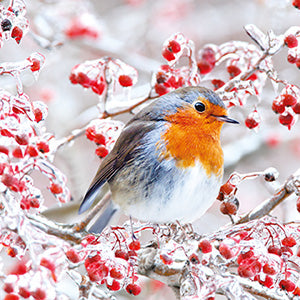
[212,114,239,124]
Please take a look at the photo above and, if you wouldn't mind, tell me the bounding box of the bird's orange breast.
[159,105,225,178]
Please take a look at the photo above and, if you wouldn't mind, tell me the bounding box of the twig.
[237,168,300,224]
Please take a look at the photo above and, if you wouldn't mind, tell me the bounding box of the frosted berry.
[91,81,105,95]
[220,201,238,215]
[118,75,133,87]
[279,112,294,129]
[26,145,39,157]
[95,146,109,158]
[31,288,46,300]
[292,103,300,114]
[3,282,14,293]
[262,263,277,275]
[219,243,234,259]
[154,83,169,96]
[12,147,23,158]
[197,59,213,75]
[272,100,285,114]
[126,283,141,296]
[50,183,63,194]
[106,279,121,291]
[198,240,212,253]
[285,34,298,48]
[4,295,19,300]
[0,146,9,155]
[211,79,225,90]
[115,249,129,260]
[268,245,282,256]
[245,116,259,129]
[34,108,43,122]
[66,248,81,263]
[15,134,29,145]
[169,40,181,53]
[282,236,296,247]
[279,279,296,292]
[162,48,175,61]
[110,268,124,279]
[11,26,23,44]
[287,54,297,64]
[37,142,50,153]
[227,65,241,78]
[282,94,297,107]
[237,250,254,264]
[18,287,30,299]
[293,0,300,9]
[93,133,106,145]
[129,240,141,251]
[202,47,216,65]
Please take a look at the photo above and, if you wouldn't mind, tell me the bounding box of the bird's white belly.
[118,162,222,223]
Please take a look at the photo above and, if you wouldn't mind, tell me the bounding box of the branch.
[237,168,300,224]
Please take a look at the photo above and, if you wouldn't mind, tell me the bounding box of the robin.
[79,86,238,232]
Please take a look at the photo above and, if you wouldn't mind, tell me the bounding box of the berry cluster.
[85,119,124,158]
[0,0,29,47]
[272,85,300,130]
[69,57,138,99]
[65,229,143,296]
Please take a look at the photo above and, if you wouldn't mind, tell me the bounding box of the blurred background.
[1,0,300,298]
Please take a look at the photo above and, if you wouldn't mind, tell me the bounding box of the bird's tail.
[88,200,117,233]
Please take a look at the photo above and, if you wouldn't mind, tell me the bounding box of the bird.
[79,86,238,233]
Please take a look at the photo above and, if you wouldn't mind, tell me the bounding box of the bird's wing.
[79,120,156,214]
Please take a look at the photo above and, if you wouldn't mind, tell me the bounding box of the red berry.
[287,54,297,64]
[26,145,39,157]
[211,79,225,90]
[129,240,141,251]
[34,108,43,122]
[66,248,81,263]
[162,48,175,61]
[15,134,29,145]
[118,75,133,87]
[95,145,109,158]
[91,81,105,95]
[85,126,96,141]
[31,288,46,300]
[262,263,277,275]
[219,243,234,259]
[154,83,169,96]
[76,72,91,88]
[279,279,296,292]
[227,65,241,78]
[126,283,141,296]
[220,201,237,215]
[110,268,124,279]
[237,250,254,264]
[30,198,40,208]
[285,34,298,48]
[49,183,63,194]
[197,59,214,75]
[0,145,9,155]
[279,112,294,129]
[282,236,296,247]
[115,249,129,260]
[281,245,293,256]
[169,40,181,53]
[282,94,297,106]
[245,116,259,129]
[3,282,14,293]
[293,0,300,9]
[247,73,258,81]
[4,295,19,300]
[11,26,23,44]
[18,287,31,298]
[106,279,121,291]
[202,47,216,65]
[198,240,212,253]
[30,59,41,72]
[272,99,285,114]
[36,141,50,153]
[220,182,235,195]
[93,133,106,145]
[12,147,23,158]
[238,264,256,278]
[268,245,282,256]
[293,103,300,114]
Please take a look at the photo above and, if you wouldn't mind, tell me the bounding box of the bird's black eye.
[194,102,206,113]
